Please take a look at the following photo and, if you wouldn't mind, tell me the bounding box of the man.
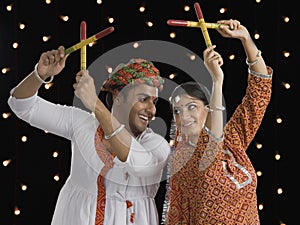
[8,46,170,225]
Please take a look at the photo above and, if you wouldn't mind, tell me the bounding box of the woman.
[164,19,273,225]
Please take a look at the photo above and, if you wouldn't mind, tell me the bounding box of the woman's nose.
[179,109,191,120]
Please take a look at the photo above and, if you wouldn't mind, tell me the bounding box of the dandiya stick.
[194,2,212,47]
[80,21,87,70]
[65,26,114,55]
[167,19,229,29]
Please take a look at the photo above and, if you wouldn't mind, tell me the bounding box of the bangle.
[104,124,125,140]
[205,105,225,112]
[246,50,262,67]
[33,63,54,84]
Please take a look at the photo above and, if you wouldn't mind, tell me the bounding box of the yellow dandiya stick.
[65,26,114,55]
[167,19,229,29]
[194,2,212,47]
[80,21,87,70]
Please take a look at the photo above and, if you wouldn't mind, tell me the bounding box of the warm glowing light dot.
[277,188,283,194]
[146,21,153,27]
[219,8,227,14]
[256,171,262,176]
[54,174,60,181]
[96,0,102,4]
[2,67,10,74]
[60,15,69,22]
[282,82,290,89]
[275,153,281,160]
[276,117,282,124]
[19,23,25,30]
[189,55,196,61]
[283,51,290,57]
[42,36,51,42]
[6,4,13,11]
[283,16,290,23]
[108,17,114,23]
[21,184,27,191]
[45,83,53,89]
[256,0,262,3]
[258,203,264,210]
[2,112,11,119]
[53,151,59,158]
[256,143,262,149]
[184,5,190,11]
[3,159,11,167]
[170,32,176,38]
[169,73,175,79]
[229,54,235,60]
[107,66,113,73]
[45,0,52,4]
[12,42,19,49]
[139,6,145,12]
[133,42,140,48]
[21,136,27,142]
[14,207,21,215]
[254,33,260,40]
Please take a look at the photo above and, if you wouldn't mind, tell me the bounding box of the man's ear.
[112,90,122,106]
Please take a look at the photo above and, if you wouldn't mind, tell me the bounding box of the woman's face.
[172,94,208,140]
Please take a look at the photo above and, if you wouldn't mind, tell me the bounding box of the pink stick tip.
[194,2,204,20]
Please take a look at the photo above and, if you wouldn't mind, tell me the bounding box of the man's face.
[116,84,159,137]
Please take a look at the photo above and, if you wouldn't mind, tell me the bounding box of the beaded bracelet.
[205,105,225,112]
[246,50,262,67]
[104,124,125,140]
[33,63,54,84]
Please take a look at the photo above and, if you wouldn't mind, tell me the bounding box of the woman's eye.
[174,109,181,114]
[188,104,196,110]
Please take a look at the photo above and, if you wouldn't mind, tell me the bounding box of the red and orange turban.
[101,58,164,93]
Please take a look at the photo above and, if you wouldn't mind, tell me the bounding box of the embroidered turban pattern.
[101,58,164,93]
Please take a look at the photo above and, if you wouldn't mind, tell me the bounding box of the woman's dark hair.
[170,82,210,106]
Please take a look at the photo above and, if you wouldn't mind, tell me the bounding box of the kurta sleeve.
[223,66,273,152]
[7,90,89,140]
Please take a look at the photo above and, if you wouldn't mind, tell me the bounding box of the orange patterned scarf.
[94,125,116,225]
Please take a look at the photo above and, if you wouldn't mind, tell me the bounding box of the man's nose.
[146,101,156,115]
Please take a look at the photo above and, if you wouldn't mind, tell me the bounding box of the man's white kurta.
[8,91,170,225]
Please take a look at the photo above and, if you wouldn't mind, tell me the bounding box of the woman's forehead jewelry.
[174,95,180,103]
